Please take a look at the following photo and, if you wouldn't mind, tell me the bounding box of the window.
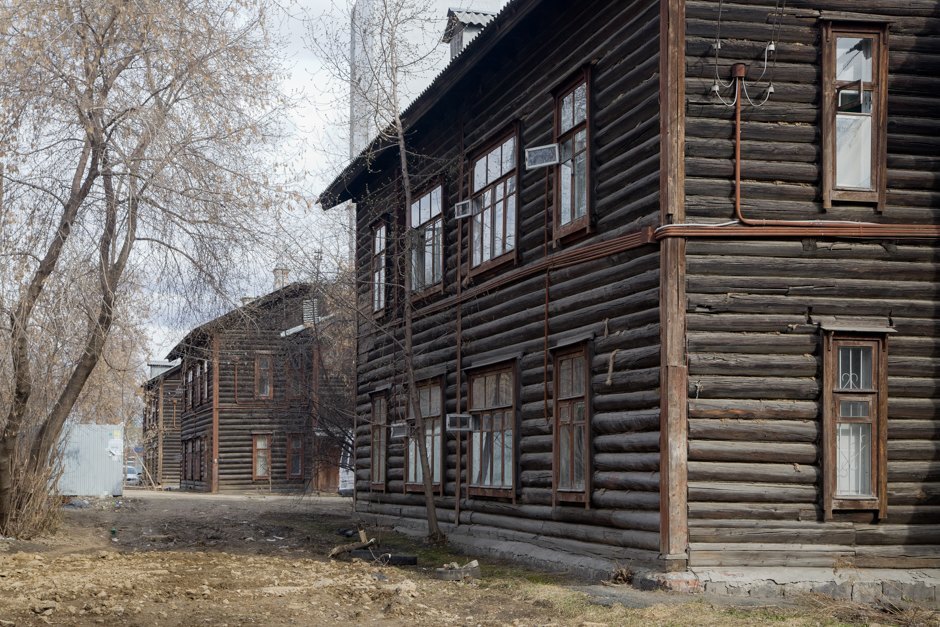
[823,333,888,519]
[468,365,515,494]
[822,23,888,210]
[409,185,443,292]
[186,368,194,408]
[372,224,387,313]
[370,395,388,489]
[287,350,308,400]
[406,381,443,489]
[183,440,191,481]
[194,438,202,481]
[202,359,210,402]
[255,354,273,399]
[555,72,590,237]
[287,434,304,479]
[470,134,517,269]
[253,434,271,480]
[553,347,590,503]
[195,363,202,405]
[200,436,208,482]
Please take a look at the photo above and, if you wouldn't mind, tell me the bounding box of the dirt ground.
[0,491,936,626]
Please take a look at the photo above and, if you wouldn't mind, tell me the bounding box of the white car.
[125,470,141,486]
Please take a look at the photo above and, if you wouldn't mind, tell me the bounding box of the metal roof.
[442,8,496,42]
[319,0,538,208]
[165,282,313,360]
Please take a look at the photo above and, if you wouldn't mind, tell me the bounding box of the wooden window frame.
[286,433,304,480]
[404,378,445,494]
[202,359,210,403]
[371,222,387,316]
[201,436,208,482]
[370,393,388,491]
[255,353,274,400]
[467,362,517,499]
[252,433,272,481]
[821,21,889,211]
[186,367,194,409]
[553,67,593,241]
[469,129,519,277]
[822,332,888,520]
[409,183,445,297]
[286,350,307,401]
[551,344,592,506]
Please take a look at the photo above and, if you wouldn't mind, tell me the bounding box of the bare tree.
[310,0,447,543]
[0,0,295,535]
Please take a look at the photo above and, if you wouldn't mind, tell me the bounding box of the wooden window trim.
[553,66,593,242]
[286,433,304,480]
[466,362,517,499]
[821,21,889,211]
[822,332,888,520]
[551,344,592,506]
[404,378,445,494]
[254,353,274,400]
[409,182,446,298]
[286,350,307,401]
[371,222,388,317]
[468,128,520,278]
[370,393,388,491]
[252,433,272,481]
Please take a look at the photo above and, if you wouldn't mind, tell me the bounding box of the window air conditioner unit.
[389,421,409,440]
[445,413,474,432]
[525,143,560,170]
[454,200,473,220]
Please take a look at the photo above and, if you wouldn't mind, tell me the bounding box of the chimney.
[441,9,495,62]
[273,267,289,290]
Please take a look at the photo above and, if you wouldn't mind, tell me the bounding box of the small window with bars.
[823,333,888,519]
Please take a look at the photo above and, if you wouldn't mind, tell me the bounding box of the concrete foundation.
[360,510,940,609]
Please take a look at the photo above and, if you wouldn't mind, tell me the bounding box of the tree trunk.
[395,107,444,544]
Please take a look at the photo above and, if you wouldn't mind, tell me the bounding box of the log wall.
[177,288,331,493]
[683,0,940,567]
[142,368,182,487]
[352,0,666,564]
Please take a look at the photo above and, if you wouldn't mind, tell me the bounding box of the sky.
[147,0,508,360]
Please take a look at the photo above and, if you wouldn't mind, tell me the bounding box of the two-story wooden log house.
[321,0,940,574]
[142,360,183,488]
[166,281,340,493]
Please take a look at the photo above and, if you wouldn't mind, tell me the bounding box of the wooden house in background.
[166,279,342,493]
[142,360,183,488]
[321,0,940,574]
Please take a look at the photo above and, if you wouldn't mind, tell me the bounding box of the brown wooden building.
[321,0,940,573]
[142,361,183,488]
[166,282,341,493]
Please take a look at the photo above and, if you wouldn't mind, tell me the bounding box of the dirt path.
[0,492,933,626]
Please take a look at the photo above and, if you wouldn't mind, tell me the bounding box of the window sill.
[832,497,879,511]
[369,482,387,493]
[556,490,588,504]
[404,482,441,494]
[467,486,514,498]
[466,251,515,283]
[830,189,878,204]
[554,217,591,245]
[409,282,444,304]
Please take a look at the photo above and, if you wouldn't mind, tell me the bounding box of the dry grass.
[803,593,940,627]
[3,464,63,539]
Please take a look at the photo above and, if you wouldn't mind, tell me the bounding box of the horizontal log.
[689,440,818,464]
[689,419,818,443]
[687,461,819,484]
[688,481,817,503]
[689,398,818,420]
